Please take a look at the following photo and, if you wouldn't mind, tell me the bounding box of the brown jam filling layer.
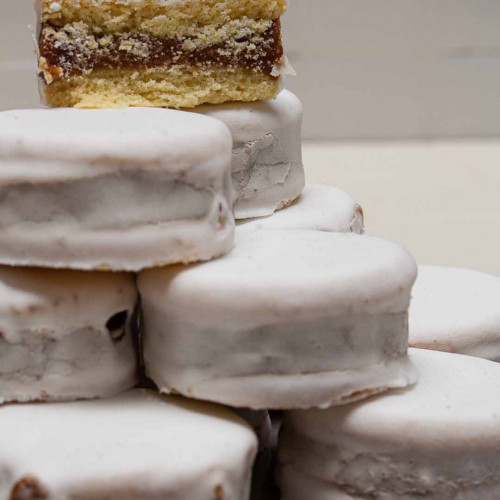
[39,20,283,82]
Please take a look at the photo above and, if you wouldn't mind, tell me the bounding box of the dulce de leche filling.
[39,20,283,83]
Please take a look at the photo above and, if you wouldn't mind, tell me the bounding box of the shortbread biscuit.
[36,0,288,108]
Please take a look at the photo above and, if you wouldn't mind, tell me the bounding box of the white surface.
[139,229,417,410]
[0,267,138,404]
[195,90,305,219]
[283,0,500,139]
[303,140,500,276]
[0,389,257,499]
[280,348,500,499]
[410,265,500,361]
[237,184,363,234]
[0,108,235,271]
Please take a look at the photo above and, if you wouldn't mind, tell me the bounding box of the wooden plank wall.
[282,0,500,139]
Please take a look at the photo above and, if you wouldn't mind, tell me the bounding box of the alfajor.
[139,230,417,410]
[0,108,234,271]
[279,349,500,499]
[0,267,137,404]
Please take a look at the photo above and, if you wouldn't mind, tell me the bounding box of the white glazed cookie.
[0,267,138,404]
[279,349,500,500]
[410,266,500,362]
[195,90,305,219]
[0,389,257,499]
[0,108,234,271]
[138,230,418,410]
[237,184,364,233]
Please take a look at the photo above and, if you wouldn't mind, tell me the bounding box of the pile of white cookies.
[1,13,500,500]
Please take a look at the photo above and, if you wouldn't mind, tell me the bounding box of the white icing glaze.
[237,184,364,233]
[138,230,418,409]
[279,466,355,500]
[194,90,305,219]
[279,349,500,499]
[410,266,500,362]
[0,389,257,499]
[0,267,138,404]
[0,108,234,271]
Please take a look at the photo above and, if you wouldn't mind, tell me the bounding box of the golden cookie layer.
[40,0,288,36]
[42,66,281,108]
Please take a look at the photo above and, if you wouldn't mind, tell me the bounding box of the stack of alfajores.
[0,1,498,499]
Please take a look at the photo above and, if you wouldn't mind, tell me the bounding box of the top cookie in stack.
[37,0,289,108]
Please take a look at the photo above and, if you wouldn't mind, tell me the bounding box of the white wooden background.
[2,1,500,140]
[282,0,500,139]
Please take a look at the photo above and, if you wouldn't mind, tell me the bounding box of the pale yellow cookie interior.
[42,67,281,108]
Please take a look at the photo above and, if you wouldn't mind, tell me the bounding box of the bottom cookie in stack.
[0,267,138,404]
[410,265,500,361]
[278,348,500,499]
[0,389,257,499]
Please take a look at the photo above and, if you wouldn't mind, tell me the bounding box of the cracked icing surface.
[0,108,234,271]
[0,389,257,499]
[138,230,417,409]
[410,266,500,362]
[279,349,500,499]
[195,90,304,219]
[237,184,365,233]
[0,174,215,229]
[0,267,137,404]
[279,466,356,500]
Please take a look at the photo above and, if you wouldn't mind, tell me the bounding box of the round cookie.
[237,184,364,233]
[138,230,418,410]
[0,267,138,404]
[0,389,257,499]
[195,90,305,219]
[0,108,234,271]
[279,349,500,499]
[410,265,500,361]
